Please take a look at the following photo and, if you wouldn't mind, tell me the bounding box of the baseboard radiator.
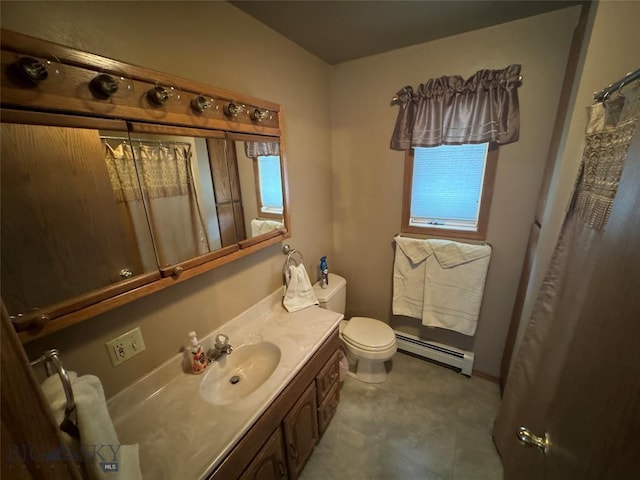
[394,330,474,376]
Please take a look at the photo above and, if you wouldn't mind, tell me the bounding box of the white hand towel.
[250,218,284,237]
[428,238,492,268]
[392,236,433,319]
[41,373,143,480]
[422,240,492,336]
[283,263,319,312]
[392,236,491,336]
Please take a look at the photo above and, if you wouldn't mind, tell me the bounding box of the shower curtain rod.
[593,67,640,103]
[100,135,192,147]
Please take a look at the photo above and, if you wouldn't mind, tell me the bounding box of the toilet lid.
[342,317,396,351]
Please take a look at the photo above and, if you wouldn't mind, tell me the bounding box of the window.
[255,155,283,217]
[401,143,498,240]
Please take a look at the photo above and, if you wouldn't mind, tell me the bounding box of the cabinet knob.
[120,268,134,279]
[34,313,50,327]
[172,266,184,278]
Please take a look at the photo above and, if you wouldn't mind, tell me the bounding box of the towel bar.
[31,349,80,439]
[393,233,491,248]
[282,244,304,287]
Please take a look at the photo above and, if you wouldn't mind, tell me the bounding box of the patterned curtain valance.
[390,64,522,150]
[244,141,280,158]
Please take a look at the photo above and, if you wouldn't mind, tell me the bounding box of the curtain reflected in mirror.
[234,138,285,238]
[102,131,231,267]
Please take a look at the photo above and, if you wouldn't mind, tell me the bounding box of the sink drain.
[229,375,241,385]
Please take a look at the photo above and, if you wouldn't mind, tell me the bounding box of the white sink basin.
[199,342,281,406]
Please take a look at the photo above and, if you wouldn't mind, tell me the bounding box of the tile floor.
[300,352,504,480]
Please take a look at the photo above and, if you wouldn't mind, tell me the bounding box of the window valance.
[244,141,280,158]
[390,64,522,150]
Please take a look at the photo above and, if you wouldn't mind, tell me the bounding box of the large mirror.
[229,134,285,239]
[0,113,289,330]
[0,113,160,327]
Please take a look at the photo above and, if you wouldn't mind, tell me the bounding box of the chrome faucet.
[207,334,233,362]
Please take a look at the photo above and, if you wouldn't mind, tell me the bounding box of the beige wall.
[514,0,640,359]
[1,1,333,397]
[330,7,581,377]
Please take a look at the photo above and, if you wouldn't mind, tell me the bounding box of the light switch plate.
[106,327,146,367]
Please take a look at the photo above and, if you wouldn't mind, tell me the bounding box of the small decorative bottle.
[188,331,207,374]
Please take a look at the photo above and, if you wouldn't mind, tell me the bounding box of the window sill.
[401,225,487,241]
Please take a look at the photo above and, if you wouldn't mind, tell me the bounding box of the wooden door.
[1,307,82,479]
[283,382,318,480]
[239,428,288,480]
[541,124,640,478]
[514,124,640,478]
[208,137,246,246]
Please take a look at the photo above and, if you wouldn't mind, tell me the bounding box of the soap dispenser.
[188,331,207,374]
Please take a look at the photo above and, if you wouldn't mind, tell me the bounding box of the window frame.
[401,143,499,241]
[252,156,284,220]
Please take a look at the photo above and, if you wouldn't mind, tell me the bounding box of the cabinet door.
[239,428,288,480]
[317,381,340,438]
[315,350,340,404]
[283,382,318,480]
[1,116,158,326]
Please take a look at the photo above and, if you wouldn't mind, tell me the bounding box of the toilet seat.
[342,317,396,351]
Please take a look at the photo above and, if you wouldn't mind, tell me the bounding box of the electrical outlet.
[106,327,146,367]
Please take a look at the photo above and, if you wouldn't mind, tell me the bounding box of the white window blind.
[258,155,283,213]
[410,143,488,230]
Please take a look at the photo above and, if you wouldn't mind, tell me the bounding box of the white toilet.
[313,273,397,383]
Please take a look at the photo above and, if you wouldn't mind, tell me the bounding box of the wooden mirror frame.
[0,30,291,343]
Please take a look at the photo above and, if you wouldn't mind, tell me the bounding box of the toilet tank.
[313,273,346,315]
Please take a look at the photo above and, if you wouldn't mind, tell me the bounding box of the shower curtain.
[104,141,210,268]
[493,84,639,477]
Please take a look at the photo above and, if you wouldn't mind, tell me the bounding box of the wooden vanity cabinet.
[315,350,340,438]
[317,381,340,438]
[283,383,318,479]
[209,329,341,480]
[238,428,288,480]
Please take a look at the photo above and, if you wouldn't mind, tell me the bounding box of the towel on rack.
[423,239,491,336]
[251,218,284,237]
[392,237,491,336]
[392,236,433,319]
[283,263,319,312]
[41,373,142,480]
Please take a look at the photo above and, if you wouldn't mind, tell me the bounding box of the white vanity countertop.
[107,289,342,480]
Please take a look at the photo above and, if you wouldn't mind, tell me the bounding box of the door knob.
[517,426,549,454]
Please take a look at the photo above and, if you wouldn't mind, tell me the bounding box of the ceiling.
[231,1,584,65]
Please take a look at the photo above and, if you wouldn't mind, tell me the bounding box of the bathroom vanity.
[107,290,343,479]
[217,331,340,480]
